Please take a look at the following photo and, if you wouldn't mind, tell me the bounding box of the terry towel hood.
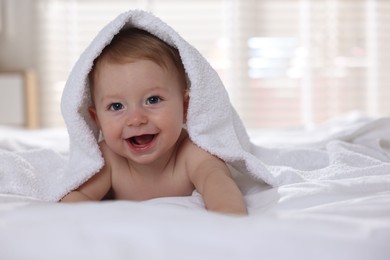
[60,9,272,199]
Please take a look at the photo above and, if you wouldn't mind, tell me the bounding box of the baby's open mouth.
[128,134,156,147]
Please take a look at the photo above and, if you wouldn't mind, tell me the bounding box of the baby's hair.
[89,27,188,97]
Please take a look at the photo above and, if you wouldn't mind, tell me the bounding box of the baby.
[61,27,247,215]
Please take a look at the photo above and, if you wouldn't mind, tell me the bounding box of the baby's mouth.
[128,134,156,147]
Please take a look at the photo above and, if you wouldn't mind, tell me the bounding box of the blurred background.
[0,0,389,129]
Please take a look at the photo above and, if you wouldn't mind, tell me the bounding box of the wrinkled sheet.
[0,118,389,260]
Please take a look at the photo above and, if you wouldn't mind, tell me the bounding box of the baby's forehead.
[99,56,185,82]
[92,59,184,91]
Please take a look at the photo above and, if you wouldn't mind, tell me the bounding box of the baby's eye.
[109,103,124,111]
[146,96,161,105]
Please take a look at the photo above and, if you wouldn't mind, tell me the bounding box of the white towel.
[1,10,390,201]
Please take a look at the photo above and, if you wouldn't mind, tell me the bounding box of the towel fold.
[1,10,390,201]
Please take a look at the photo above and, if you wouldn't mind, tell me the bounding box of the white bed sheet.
[0,117,389,260]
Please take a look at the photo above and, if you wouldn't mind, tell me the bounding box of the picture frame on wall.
[0,0,3,35]
[0,70,39,128]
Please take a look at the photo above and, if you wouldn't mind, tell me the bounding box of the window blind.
[35,0,390,129]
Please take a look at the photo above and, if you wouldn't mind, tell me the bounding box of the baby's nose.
[126,108,148,126]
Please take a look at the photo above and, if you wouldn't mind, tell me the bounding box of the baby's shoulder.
[178,135,216,163]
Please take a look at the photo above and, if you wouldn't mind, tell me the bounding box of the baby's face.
[90,59,187,165]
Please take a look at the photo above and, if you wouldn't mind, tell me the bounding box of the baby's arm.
[60,166,111,202]
[60,143,111,202]
[187,145,247,215]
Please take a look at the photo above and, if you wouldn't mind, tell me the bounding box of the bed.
[1,10,390,260]
[1,114,389,260]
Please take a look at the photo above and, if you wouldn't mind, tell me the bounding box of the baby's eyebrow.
[146,86,170,94]
[148,86,166,91]
[99,94,122,103]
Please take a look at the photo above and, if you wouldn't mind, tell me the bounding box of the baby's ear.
[183,90,189,123]
[88,106,100,127]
